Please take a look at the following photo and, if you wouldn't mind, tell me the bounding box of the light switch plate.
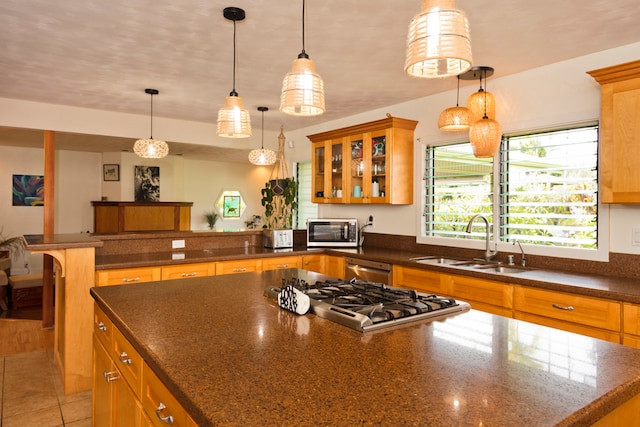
[172,239,185,249]
[633,228,640,247]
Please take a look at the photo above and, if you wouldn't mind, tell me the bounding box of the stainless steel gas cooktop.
[265,277,471,332]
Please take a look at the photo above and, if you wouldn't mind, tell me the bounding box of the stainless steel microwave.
[307,218,359,248]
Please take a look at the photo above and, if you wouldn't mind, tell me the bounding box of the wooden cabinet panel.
[394,266,446,295]
[215,259,262,275]
[261,256,302,271]
[161,262,216,280]
[96,267,161,286]
[447,274,514,310]
[514,312,620,344]
[623,302,640,335]
[514,286,621,332]
[302,254,325,273]
[94,303,113,350]
[324,255,345,279]
[142,364,197,427]
[588,60,640,203]
[92,201,193,233]
[308,116,418,204]
[623,334,640,349]
[112,327,143,399]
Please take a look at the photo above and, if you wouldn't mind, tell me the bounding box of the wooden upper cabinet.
[308,116,418,204]
[588,60,640,203]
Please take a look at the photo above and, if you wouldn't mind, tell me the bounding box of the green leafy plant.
[261,178,298,229]
[204,210,219,230]
[0,231,27,258]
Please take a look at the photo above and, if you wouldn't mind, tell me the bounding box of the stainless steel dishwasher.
[344,257,392,284]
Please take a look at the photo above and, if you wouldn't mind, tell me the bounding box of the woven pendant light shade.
[468,90,496,124]
[249,106,276,165]
[217,95,252,138]
[438,106,470,131]
[134,88,169,159]
[469,117,502,158]
[280,57,325,116]
[133,138,169,159]
[405,0,472,79]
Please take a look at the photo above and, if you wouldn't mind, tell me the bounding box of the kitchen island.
[91,269,640,426]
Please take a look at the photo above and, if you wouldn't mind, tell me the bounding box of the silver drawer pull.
[118,351,132,365]
[552,303,574,311]
[155,402,175,425]
[277,264,289,269]
[181,272,197,277]
[233,267,247,272]
[122,277,141,283]
[103,370,119,383]
[97,321,107,332]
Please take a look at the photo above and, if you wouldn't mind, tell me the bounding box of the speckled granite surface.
[91,269,640,426]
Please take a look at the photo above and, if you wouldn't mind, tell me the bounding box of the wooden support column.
[42,131,55,328]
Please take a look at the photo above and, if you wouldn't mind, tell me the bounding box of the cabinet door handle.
[233,267,247,273]
[277,264,289,269]
[155,402,175,425]
[122,277,141,283]
[103,370,119,383]
[118,351,132,365]
[97,321,107,332]
[181,272,197,277]
[552,303,574,311]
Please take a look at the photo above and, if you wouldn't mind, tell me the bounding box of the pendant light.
[133,89,169,159]
[464,66,496,124]
[438,75,470,131]
[280,0,325,116]
[466,66,501,158]
[248,107,277,165]
[405,0,473,79]
[217,7,252,138]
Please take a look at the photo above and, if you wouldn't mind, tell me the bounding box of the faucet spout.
[513,240,527,267]
[465,214,498,262]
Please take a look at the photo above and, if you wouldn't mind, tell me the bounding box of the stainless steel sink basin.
[410,256,463,265]
[472,264,529,274]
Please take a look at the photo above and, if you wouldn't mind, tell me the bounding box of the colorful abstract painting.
[12,174,44,206]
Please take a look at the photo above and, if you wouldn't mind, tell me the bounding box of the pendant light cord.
[298,0,309,59]
[149,93,154,139]
[455,76,461,107]
[231,18,238,96]
[261,110,265,149]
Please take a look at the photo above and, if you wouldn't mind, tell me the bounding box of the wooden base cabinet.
[302,254,345,278]
[514,286,621,343]
[623,302,640,349]
[93,305,196,426]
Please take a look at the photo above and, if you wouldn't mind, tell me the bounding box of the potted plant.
[203,210,219,230]
[0,231,27,259]
[261,178,298,229]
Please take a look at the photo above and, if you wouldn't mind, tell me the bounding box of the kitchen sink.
[410,256,463,265]
[472,264,529,274]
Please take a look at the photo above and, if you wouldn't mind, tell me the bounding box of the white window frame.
[416,126,609,262]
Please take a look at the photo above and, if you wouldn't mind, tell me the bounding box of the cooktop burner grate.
[265,277,471,332]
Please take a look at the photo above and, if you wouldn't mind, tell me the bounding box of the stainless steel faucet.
[465,214,498,262]
[513,240,527,267]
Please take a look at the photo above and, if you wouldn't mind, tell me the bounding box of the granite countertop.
[24,233,104,250]
[91,268,640,426]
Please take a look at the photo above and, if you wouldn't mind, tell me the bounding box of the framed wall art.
[134,165,160,202]
[12,174,44,206]
[103,164,120,181]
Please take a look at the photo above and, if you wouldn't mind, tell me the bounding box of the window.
[295,161,318,229]
[423,123,600,255]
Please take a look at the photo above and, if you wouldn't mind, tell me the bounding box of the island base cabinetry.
[93,304,196,426]
[623,302,640,349]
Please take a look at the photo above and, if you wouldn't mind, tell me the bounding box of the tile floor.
[0,349,92,426]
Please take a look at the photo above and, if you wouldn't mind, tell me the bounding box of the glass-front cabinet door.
[370,132,387,203]
[349,136,365,203]
[312,141,326,203]
[312,139,346,204]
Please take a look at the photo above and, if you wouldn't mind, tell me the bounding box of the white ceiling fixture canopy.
[217,6,252,138]
[405,0,473,79]
[133,88,169,159]
[280,0,326,116]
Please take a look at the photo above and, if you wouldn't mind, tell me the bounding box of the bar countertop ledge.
[91,269,640,426]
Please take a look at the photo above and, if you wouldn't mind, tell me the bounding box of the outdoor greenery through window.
[425,124,599,249]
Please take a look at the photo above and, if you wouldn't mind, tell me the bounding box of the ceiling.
[1,0,638,162]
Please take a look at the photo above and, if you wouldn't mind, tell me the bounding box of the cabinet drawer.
[447,274,513,309]
[94,303,113,350]
[161,262,216,280]
[96,267,161,286]
[262,256,302,271]
[394,266,446,295]
[142,364,197,427]
[514,286,621,332]
[623,334,640,349]
[112,327,143,399]
[514,312,621,343]
[215,259,262,275]
[623,303,640,336]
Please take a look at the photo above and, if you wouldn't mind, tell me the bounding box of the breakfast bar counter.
[91,268,640,426]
